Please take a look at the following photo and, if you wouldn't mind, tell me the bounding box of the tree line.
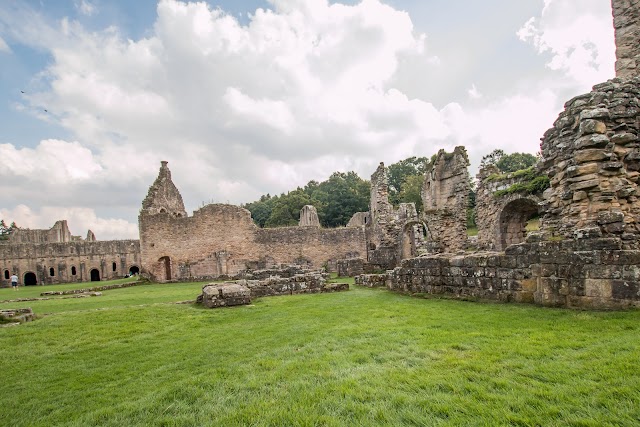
[0,220,18,241]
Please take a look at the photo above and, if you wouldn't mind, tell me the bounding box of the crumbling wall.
[298,205,320,227]
[476,166,542,250]
[612,0,640,78]
[422,147,470,253]
[378,238,640,309]
[366,163,420,269]
[140,161,187,218]
[539,77,640,240]
[8,220,73,244]
[0,239,140,287]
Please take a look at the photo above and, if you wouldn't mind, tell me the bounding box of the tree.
[312,172,370,227]
[387,156,430,205]
[0,220,17,240]
[396,174,424,214]
[480,149,537,173]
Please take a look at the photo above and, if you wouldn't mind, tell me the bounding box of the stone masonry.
[476,165,542,251]
[298,205,320,227]
[612,0,640,78]
[422,147,470,253]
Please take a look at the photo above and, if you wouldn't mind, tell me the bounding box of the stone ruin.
[354,0,640,309]
[1,220,140,287]
[197,270,349,308]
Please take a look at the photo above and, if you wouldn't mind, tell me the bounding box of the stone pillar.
[612,0,640,78]
[298,205,320,227]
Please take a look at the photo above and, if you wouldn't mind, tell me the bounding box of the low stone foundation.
[198,272,349,308]
[358,237,640,309]
[355,274,388,288]
[337,258,365,277]
[0,308,35,324]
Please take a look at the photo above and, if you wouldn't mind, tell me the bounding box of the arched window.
[71,266,77,275]
[49,267,55,277]
[112,262,117,272]
[4,270,9,280]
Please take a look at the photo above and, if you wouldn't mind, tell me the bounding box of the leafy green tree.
[312,172,370,227]
[387,156,430,205]
[264,189,317,228]
[0,220,17,240]
[396,174,424,214]
[480,149,537,173]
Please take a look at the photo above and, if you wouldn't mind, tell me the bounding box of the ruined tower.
[421,147,470,253]
[612,0,640,78]
[298,205,320,227]
[140,161,187,218]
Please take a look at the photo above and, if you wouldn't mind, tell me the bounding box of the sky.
[0,0,617,240]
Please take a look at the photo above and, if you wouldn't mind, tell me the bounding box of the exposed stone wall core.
[421,147,470,253]
[298,205,320,227]
[346,212,369,227]
[476,166,542,250]
[539,77,640,239]
[141,161,187,218]
[612,0,640,78]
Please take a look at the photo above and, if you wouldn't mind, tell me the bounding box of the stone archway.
[129,265,140,275]
[24,272,37,286]
[498,198,540,250]
[90,268,101,282]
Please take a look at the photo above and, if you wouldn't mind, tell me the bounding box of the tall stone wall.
[422,147,470,253]
[539,77,640,240]
[298,205,320,227]
[612,0,640,78]
[141,161,187,218]
[0,239,140,287]
[139,203,365,282]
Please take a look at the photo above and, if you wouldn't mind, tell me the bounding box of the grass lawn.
[1,279,639,426]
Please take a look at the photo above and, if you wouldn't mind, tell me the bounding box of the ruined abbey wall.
[422,147,469,253]
[0,239,140,287]
[612,0,640,78]
[140,203,365,282]
[539,77,640,240]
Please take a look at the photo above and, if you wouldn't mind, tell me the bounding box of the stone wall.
[139,164,366,282]
[374,238,640,309]
[9,220,75,244]
[298,205,320,227]
[336,258,365,277]
[0,239,141,287]
[476,166,542,250]
[422,147,470,253]
[539,77,640,240]
[612,0,640,78]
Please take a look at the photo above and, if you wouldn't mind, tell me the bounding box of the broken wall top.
[612,0,640,78]
[141,161,187,218]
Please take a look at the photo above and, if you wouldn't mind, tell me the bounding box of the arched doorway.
[400,221,429,260]
[24,272,37,286]
[498,198,539,250]
[129,266,140,276]
[159,256,171,281]
[90,268,101,282]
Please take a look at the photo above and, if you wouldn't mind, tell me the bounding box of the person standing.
[10,274,18,291]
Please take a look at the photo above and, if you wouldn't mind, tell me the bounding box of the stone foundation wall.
[369,238,640,309]
[0,240,140,287]
[337,258,365,277]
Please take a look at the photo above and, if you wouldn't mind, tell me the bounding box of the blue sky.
[0,0,617,239]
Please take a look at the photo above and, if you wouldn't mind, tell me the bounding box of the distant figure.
[10,274,18,291]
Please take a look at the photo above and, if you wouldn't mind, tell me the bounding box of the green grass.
[1,279,639,426]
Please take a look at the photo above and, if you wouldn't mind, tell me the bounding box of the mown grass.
[1,279,639,426]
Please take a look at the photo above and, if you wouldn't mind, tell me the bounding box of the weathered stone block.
[200,283,251,308]
[584,279,612,298]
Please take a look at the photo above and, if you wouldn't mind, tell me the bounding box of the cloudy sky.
[0,0,617,240]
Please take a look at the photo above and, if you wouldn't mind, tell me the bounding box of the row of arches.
[2,265,140,286]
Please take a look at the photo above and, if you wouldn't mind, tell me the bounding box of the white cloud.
[517,0,615,90]
[468,84,482,100]
[75,0,97,16]
[0,36,10,53]
[0,205,138,241]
